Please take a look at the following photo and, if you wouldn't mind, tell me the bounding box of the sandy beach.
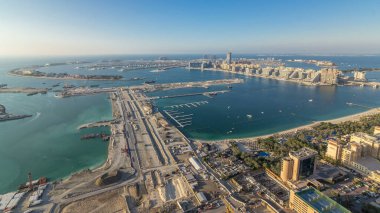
[197,107,380,144]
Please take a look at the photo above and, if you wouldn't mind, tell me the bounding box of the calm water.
[0,55,380,193]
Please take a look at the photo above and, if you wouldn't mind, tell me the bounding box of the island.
[0,87,48,96]
[0,104,32,122]
[9,69,123,81]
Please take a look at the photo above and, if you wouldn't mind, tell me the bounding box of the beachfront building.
[289,187,350,213]
[353,71,367,82]
[326,129,380,183]
[280,147,318,182]
[326,139,344,161]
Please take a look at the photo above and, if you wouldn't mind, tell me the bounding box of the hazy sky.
[1,0,380,56]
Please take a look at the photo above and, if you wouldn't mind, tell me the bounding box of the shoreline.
[187,67,328,86]
[195,107,380,144]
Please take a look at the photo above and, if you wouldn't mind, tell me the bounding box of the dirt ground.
[62,190,127,213]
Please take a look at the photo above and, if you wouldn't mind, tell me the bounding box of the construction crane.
[28,172,33,190]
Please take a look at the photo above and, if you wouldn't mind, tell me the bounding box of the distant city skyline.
[1,0,380,56]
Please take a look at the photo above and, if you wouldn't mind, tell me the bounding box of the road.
[51,89,144,212]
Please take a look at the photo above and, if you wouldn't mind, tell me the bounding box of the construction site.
[0,79,254,213]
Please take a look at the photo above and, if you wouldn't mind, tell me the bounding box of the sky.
[0,0,380,56]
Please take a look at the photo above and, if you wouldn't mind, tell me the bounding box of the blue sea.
[0,54,380,193]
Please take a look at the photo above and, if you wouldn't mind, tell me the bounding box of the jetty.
[80,133,110,141]
[77,119,119,129]
[154,90,230,100]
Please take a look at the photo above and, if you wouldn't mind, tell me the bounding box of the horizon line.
[1,52,380,58]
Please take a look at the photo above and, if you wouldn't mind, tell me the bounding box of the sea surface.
[0,55,380,193]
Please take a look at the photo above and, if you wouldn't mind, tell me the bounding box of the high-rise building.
[353,71,367,81]
[326,139,343,161]
[320,68,340,85]
[350,132,380,159]
[280,157,294,182]
[330,131,380,183]
[226,52,232,65]
[289,187,350,213]
[280,147,317,182]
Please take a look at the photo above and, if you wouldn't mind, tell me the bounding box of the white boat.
[150,69,166,73]
[246,114,253,119]
[308,99,313,102]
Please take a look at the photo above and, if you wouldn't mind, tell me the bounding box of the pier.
[162,100,210,127]
[77,119,119,129]
[163,110,193,128]
[159,90,230,99]
[165,101,208,109]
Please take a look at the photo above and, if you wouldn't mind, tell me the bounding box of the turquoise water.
[0,55,380,193]
[0,93,111,193]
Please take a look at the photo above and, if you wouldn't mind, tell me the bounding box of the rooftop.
[296,187,350,213]
[356,157,380,171]
[290,147,318,159]
[351,132,380,143]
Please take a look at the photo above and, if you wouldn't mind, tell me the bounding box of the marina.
[165,100,209,109]
[163,110,194,127]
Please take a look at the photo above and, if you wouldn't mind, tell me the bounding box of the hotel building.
[280,147,318,182]
[289,187,350,213]
[325,127,380,183]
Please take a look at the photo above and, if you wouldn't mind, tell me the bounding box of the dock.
[163,110,193,128]
[159,90,230,99]
[165,101,208,109]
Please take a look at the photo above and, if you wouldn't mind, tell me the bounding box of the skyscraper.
[226,52,232,65]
